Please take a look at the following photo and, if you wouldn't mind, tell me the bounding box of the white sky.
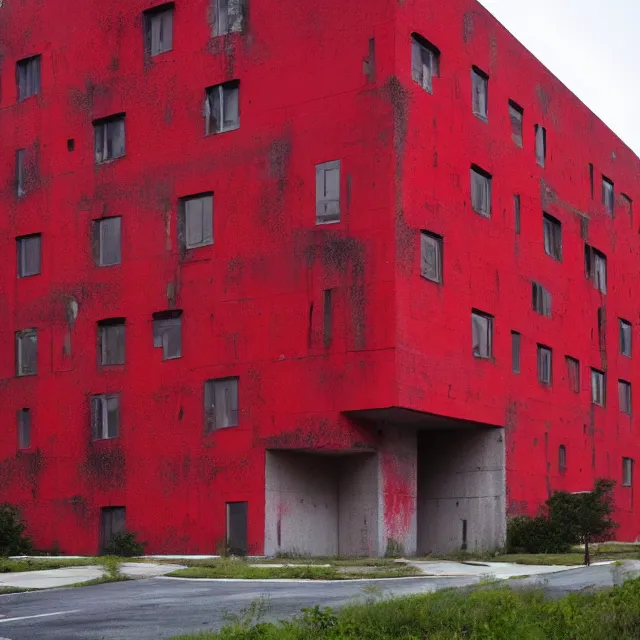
[477,0,640,156]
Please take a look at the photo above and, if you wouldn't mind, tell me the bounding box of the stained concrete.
[417,428,506,555]
[264,451,378,557]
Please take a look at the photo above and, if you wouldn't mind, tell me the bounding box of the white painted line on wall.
[0,610,81,624]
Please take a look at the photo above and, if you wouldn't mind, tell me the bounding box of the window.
[470,166,491,217]
[93,217,122,267]
[17,55,41,101]
[471,66,488,119]
[511,331,520,374]
[622,457,634,487]
[205,81,239,134]
[543,213,562,260]
[16,329,37,376]
[91,394,120,440]
[471,310,493,359]
[566,356,580,392]
[180,193,213,250]
[558,445,567,474]
[420,231,442,283]
[16,149,25,197]
[17,234,41,277]
[620,319,632,357]
[153,310,182,360]
[532,282,552,316]
[94,114,125,163]
[316,160,341,224]
[514,195,521,234]
[18,409,31,450]
[619,380,632,415]
[509,100,523,147]
[622,193,633,216]
[584,244,607,294]
[589,163,594,199]
[537,345,552,385]
[591,368,605,406]
[535,124,546,167]
[602,176,614,215]
[98,319,125,366]
[213,0,245,36]
[204,377,239,432]
[411,33,440,93]
[144,3,174,56]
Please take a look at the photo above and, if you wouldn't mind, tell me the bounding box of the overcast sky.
[477,0,640,156]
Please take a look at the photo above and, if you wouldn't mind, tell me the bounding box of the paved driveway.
[0,562,638,640]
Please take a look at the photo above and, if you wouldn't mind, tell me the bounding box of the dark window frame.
[93,113,126,164]
[509,100,523,147]
[17,233,41,278]
[543,213,562,261]
[16,55,41,102]
[537,344,552,386]
[410,32,440,94]
[420,230,443,283]
[204,377,240,433]
[471,309,493,359]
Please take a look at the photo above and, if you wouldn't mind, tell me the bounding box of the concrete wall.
[264,451,340,556]
[417,429,505,555]
[338,453,379,556]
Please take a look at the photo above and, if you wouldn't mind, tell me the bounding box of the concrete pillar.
[377,429,417,556]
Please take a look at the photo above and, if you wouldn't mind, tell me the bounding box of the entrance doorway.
[226,502,248,556]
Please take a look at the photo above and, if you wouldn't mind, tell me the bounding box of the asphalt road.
[0,563,638,640]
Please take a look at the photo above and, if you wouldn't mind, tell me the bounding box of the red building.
[0,0,638,556]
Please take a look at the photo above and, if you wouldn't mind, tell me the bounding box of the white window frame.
[153,312,182,360]
[620,319,632,357]
[16,329,37,377]
[619,380,632,415]
[97,217,122,267]
[182,194,214,250]
[146,4,174,56]
[471,311,493,359]
[213,0,245,36]
[17,234,41,278]
[537,345,552,385]
[470,167,491,217]
[532,282,552,317]
[205,82,240,135]
[411,35,440,93]
[420,231,443,283]
[94,116,126,164]
[17,55,41,102]
[509,100,523,147]
[535,124,546,167]
[204,377,240,432]
[602,176,614,215]
[315,160,341,224]
[543,213,562,260]
[622,457,634,487]
[471,66,488,119]
[591,368,605,406]
[92,393,120,440]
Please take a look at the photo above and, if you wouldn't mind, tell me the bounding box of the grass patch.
[0,586,33,594]
[0,557,105,573]
[169,577,640,639]
[71,556,132,588]
[167,559,420,580]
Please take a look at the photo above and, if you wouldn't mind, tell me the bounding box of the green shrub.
[506,479,618,563]
[506,515,572,554]
[0,504,32,556]
[102,531,145,557]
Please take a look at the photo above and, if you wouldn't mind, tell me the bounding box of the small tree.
[547,479,618,565]
[0,504,32,556]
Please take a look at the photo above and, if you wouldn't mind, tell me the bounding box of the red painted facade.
[0,0,638,555]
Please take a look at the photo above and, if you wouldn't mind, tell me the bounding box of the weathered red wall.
[0,0,400,553]
[394,0,640,540]
[0,0,638,554]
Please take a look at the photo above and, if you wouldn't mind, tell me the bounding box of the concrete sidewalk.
[0,563,185,589]
[408,560,614,578]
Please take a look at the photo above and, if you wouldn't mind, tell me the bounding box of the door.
[100,506,126,554]
[226,502,248,556]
